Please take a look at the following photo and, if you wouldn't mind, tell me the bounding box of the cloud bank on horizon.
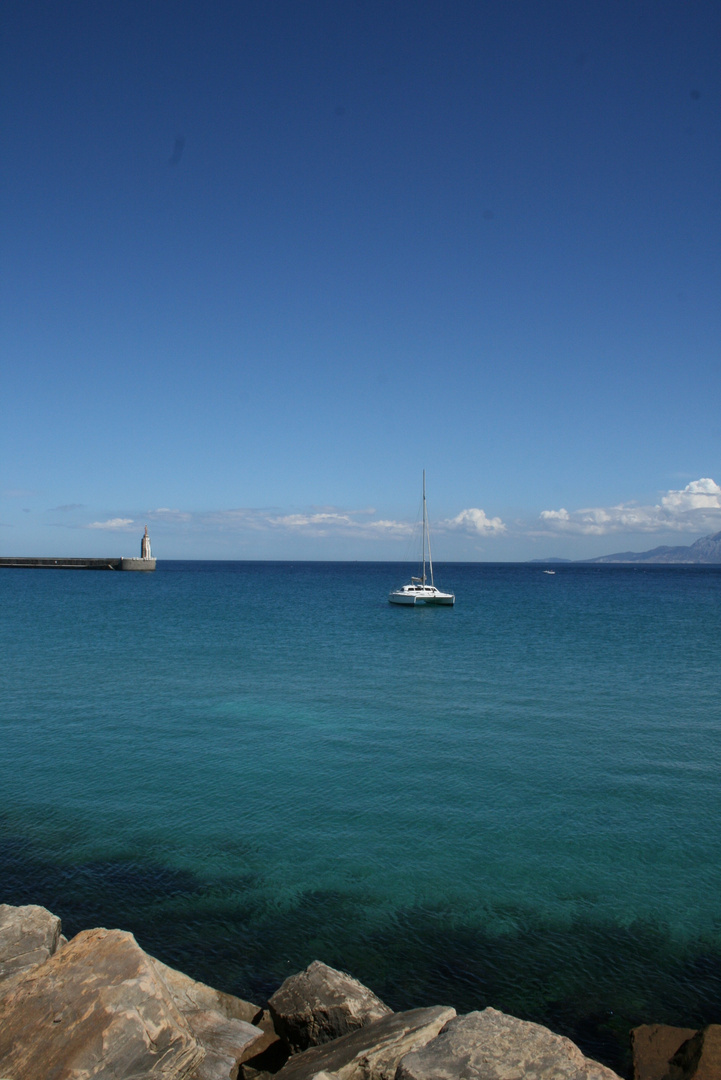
[538,478,721,537]
[82,479,721,548]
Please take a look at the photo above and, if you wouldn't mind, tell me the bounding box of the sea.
[2,561,720,1074]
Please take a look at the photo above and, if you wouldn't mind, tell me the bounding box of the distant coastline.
[532,529,721,565]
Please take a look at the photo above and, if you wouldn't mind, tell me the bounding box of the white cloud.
[87,518,135,530]
[364,518,413,535]
[271,512,354,529]
[267,511,412,538]
[439,508,507,535]
[132,506,414,540]
[539,478,721,536]
[660,477,721,513]
[149,508,193,523]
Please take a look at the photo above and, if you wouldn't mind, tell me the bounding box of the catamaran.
[389,472,455,606]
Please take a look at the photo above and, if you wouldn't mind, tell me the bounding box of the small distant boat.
[389,472,455,606]
[543,570,555,575]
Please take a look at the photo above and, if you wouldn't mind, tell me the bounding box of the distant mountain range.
[533,530,721,565]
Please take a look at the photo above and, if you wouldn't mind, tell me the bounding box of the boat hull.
[389,588,455,606]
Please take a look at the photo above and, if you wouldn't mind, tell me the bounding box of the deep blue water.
[2,561,720,1073]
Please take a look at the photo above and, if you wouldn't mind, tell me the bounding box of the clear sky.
[2,1,720,560]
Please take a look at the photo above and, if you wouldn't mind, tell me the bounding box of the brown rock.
[0,902,63,993]
[666,1025,721,1080]
[273,1006,456,1080]
[269,961,393,1052]
[0,905,267,1080]
[631,1025,698,1080]
[185,1009,264,1080]
[396,1008,622,1080]
[151,957,266,1079]
[0,926,205,1079]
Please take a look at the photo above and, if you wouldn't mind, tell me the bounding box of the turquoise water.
[2,562,720,1072]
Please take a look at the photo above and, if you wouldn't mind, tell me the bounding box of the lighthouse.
[119,526,157,571]
[141,525,152,560]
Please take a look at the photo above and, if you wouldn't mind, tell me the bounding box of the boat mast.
[425,470,435,588]
[422,470,426,586]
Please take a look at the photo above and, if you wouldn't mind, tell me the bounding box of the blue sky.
[2,1,719,560]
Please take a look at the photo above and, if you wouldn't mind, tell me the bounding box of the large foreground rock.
[0,926,263,1080]
[0,902,63,992]
[272,1006,456,1080]
[631,1025,698,1080]
[396,1008,622,1080]
[0,927,202,1078]
[268,960,393,1052]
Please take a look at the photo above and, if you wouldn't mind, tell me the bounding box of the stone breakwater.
[0,904,717,1080]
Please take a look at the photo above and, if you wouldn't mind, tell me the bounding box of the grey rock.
[0,926,204,1079]
[269,961,393,1052]
[631,1025,698,1080]
[274,1006,456,1080]
[0,902,63,993]
[396,1008,622,1080]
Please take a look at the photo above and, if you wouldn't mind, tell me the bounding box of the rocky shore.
[0,903,717,1080]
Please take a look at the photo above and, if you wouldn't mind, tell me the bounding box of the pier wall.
[0,557,148,571]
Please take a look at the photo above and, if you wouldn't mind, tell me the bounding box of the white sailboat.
[389,472,455,606]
